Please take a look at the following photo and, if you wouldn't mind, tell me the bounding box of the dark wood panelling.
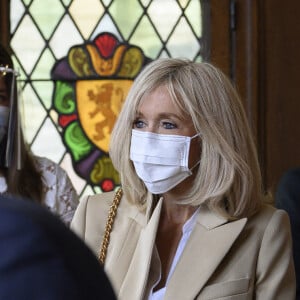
[0,1,10,48]
[211,0,300,194]
[262,0,300,191]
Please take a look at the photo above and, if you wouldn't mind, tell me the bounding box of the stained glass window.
[10,0,209,198]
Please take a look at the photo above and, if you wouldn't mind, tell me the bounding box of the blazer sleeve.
[256,209,296,299]
[70,195,89,241]
[70,192,115,255]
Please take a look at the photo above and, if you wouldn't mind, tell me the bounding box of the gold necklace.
[98,187,123,264]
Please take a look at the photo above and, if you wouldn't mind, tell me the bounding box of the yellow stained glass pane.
[76,79,132,152]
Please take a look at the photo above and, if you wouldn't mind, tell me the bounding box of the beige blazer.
[71,191,296,300]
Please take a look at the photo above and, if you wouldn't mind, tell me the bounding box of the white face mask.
[130,129,200,194]
[0,106,9,143]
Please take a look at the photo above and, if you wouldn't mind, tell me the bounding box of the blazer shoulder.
[247,203,292,241]
[71,190,139,255]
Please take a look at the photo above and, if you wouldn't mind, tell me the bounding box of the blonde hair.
[109,58,265,219]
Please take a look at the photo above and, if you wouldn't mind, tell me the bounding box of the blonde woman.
[71,58,295,299]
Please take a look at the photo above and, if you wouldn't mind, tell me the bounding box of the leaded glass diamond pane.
[29,0,65,40]
[69,0,105,39]
[129,16,163,58]
[21,84,47,144]
[167,17,200,59]
[102,0,113,6]
[49,14,83,59]
[179,0,189,8]
[31,49,55,80]
[186,0,202,36]
[32,81,54,110]
[148,0,182,41]
[91,14,121,40]
[62,0,72,5]
[109,0,143,39]
[10,0,25,33]
[140,0,151,6]
[11,15,45,74]
[31,117,66,162]
[23,0,31,6]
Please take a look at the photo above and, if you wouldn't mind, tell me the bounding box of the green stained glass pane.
[32,81,54,110]
[148,0,181,41]
[29,0,64,39]
[64,122,92,162]
[69,0,104,39]
[109,0,143,39]
[129,16,162,58]
[186,0,202,36]
[31,48,55,80]
[53,81,76,114]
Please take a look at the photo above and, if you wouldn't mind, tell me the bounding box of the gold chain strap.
[98,187,123,265]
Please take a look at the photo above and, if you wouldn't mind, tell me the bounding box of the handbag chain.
[98,187,123,265]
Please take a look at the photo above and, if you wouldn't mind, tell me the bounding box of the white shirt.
[149,207,200,300]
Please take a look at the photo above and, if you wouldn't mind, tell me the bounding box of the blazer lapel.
[165,205,247,300]
[118,198,163,300]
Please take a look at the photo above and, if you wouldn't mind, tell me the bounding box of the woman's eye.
[162,122,177,129]
[133,119,145,129]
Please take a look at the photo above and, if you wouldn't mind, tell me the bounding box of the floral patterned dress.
[0,156,79,226]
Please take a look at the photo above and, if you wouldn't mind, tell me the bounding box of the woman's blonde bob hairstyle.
[109,58,266,219]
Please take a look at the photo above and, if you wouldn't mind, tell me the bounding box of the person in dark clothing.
[0,193,116,300]
[276,167,300,300]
